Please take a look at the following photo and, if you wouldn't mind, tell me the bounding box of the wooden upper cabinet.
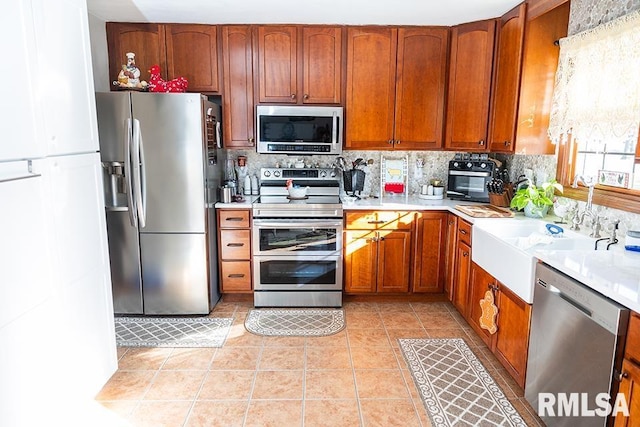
[256,26,298,103]
[394,28,449,150]
[256,26,342,104]
[515,1,570,154]
[107,23,167,84]
[222,25,255,148]
[165,24,220,93]
[488,3,527,153]
[302,27,342,104]
[445,20,496,151]
[345,27,397,149]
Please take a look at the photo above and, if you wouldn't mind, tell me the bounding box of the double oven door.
[252,218,343,291]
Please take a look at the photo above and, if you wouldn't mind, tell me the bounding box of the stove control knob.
[263,170,271,178]
[453,162,459,168]
[480,163,486,168]
[466,162,472,168]
[320,170,327,177]
[273,170,281,177]
[330,170,336,177]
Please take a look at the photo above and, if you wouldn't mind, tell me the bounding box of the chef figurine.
[117,52,141,87]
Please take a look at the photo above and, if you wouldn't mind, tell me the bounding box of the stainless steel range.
[252,167,343,307]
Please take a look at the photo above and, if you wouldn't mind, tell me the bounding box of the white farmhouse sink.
[472,218,595,303]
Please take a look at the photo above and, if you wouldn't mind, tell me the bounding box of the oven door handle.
[253,219,343,228]
[449,170,491,177]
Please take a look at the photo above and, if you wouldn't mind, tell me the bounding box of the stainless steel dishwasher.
[525,262,629,426]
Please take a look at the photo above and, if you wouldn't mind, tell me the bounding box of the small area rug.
[399,338,526,427]
[115,317,233,348]
[244,308,345,337]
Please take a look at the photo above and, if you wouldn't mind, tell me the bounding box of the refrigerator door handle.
[132,118,147,228]
[124,118,137,228]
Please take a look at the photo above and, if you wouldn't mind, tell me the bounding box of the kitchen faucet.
[570,174,603,237]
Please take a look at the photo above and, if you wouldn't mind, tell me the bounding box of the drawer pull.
[225,217,244,221]
[367,220,386,224]
[228,273,245,278]
[227,243,245,247]
[463,251,469,257]
[460,229,468,235]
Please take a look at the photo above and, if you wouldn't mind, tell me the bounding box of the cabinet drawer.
[457,219,472,245]
[345,211,413,230]
[220,261,252,292]
[220,229,251,259]
[626,312,640,363]
[218,210,250,228]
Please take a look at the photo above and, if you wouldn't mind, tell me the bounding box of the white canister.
[251,175,259,195]
[427,185,434,196]
[243,175,251,195]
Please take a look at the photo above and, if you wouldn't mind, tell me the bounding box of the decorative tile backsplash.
[568,0,640,35]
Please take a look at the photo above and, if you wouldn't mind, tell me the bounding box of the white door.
[32,0,99,155]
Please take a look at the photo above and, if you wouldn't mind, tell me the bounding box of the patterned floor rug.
[244,309,345,336]
[115,317,233,347]
[399,338,526,427]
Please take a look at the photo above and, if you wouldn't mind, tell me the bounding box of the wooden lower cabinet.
[467,262,531,388]
[343,229,411,293]
[614,312,640,426]
[452,240,471,316]
[412,212,447,292]
[444,214,458,300]
[217,209,252,293]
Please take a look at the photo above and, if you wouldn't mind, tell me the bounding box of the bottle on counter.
[244,175,251,195]
[251,175,259,195]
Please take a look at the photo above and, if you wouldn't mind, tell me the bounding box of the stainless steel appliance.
[96,92,223,315]
[256,105,343,155]
[252,167,343,307]
[525,262,629,426]
[446,157,494,202]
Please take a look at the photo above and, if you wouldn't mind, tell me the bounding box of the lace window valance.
[548,10,640,147]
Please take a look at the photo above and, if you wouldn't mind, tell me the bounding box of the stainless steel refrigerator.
[96,92,223,315]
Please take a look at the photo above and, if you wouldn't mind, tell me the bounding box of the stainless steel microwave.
[256,105,343,155]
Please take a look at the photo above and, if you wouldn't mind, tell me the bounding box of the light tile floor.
[97,299,544,426]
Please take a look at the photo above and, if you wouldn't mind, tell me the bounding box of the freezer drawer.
[140,233,211,314]
[106,210,143,314]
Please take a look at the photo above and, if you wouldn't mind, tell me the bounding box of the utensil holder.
[489,183,513,208]
[343,170,365,194]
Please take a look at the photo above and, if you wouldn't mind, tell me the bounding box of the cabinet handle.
[395,140,401,145]
[504,141,511,147]
[248,137,255,145]
[463,251,469,257]
[225,217,244,221]
[619,371,629,381]
[388,140,393,145]
[367,220,386,224]
[479,140,485,146]
[303,94,309,100]
[488,284,499,292]
[449,220,455,225]
[291,94,296,99]
[379,236,385,241]
[227,243,244,247]
[460,229,467,235]
[228,273,245,278]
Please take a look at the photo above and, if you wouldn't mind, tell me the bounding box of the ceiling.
[87,0,523,26]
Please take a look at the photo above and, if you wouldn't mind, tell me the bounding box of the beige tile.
[305,330,348,347]
[514,397,546,426]
[211,347,261,370]
[359,399,420,427]
[305,369,357,399]
[97,400,138,418]
[96,370,156,401]
[424,327,468,339]
[144,370,206,400]
[224,324,265,347]
[343,301,379,312]
[416,311,460,329]
[186,400,248,427]
[306,346,352,369]
[162,348,215,370]
[355,369,410,399]
[117,347,172,370]
[129,400,192,427]
[116,347,128,360]
[263,336,306,347]
[380,312,423,329]
[251,370,304,399]
[346,312,383,329]
[198,370,255,400]
[348,328,391,347]
[376,302,414,312]
[386,328,428,347]
[410,301,451,313]
[244,400,302,427]
[304,400,361,427]
[350,346,399,369]
[258,346,305,370]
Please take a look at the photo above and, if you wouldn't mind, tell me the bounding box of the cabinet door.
[614,359,640,427]
[444,214,458,300]
[452,241,471,317]
[488,3,526,153]
[107,23,167,84]
[394,27,448,150]
[221,26,255,148]
[165,24,220,93]
[302,27,342,104]
[413,212,447,293]
[467,263,496,347]
[377,231,411,293]
[256,26,298,103]
[494,283,531,388]
[345,27,397,149]
[343,230,378,293]
[445,20,496,151]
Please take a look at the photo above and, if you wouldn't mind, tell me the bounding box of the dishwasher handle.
[540,279,593,318]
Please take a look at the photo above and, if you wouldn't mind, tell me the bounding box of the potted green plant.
[510,179,563,218]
